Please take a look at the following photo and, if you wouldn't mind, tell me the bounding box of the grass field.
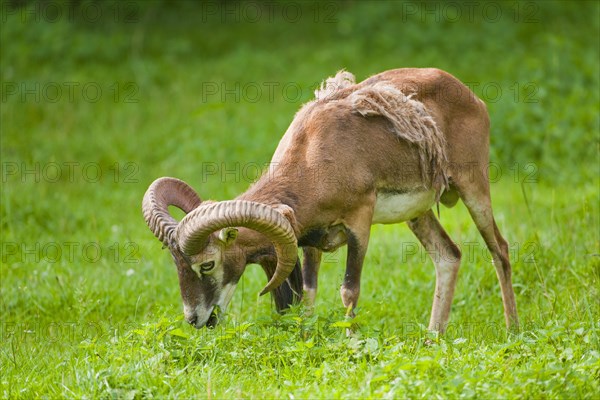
[1,0,599,398]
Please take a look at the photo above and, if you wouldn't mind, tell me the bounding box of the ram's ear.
[273,204,299,235]
[218,227,238,247]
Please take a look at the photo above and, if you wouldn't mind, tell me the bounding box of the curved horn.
[142,177,202,248]
[176,200,298,295]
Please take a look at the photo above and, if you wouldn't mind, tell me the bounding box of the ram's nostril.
[187,315,198,326]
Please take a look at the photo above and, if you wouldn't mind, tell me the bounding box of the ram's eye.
[199,261,215,273]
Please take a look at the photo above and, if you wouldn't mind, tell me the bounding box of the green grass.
[1,0,599,398]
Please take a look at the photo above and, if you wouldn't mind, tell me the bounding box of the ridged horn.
[142,177,202,249]
[175,200,298,295]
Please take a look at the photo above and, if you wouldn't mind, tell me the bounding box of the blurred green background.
[2,0,598,183]
[1,0,599,398]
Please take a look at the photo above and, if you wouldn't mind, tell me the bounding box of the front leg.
[340,204,374,319]
[302,247,322,308]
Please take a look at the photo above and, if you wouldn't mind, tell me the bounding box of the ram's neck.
[236,106,318,241]
[234,170,307,255]
[238,176,300,209]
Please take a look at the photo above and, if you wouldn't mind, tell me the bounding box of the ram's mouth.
[206,306,221,328]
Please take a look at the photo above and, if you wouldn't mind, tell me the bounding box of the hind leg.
[457,179,519,330]
[408,210,461,333]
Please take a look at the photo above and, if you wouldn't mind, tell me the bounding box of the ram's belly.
[372,190,436,224]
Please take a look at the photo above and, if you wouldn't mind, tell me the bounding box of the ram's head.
[142,177,298,328]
